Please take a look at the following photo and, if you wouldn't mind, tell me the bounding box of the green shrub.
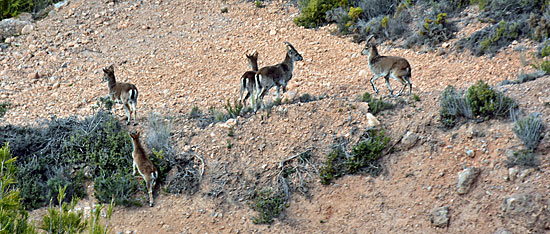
[145,112,173,182]
[406,11,457,48]
[0,143,37,234]
[294,0,348,28]
[39,185,115,234]
[254,0,263,8]
[189,106,202,119]
[513,112,545,150]
[252,188,286,224]
[0,110,165,209]
[439,85,473,128]
[224,98,244,119]
[94,173,140,206]
[0,102,9,119]
[466,80,517,118]
[506,149,538,168]
[39,185,87,234]
[362,92,394,115]
[319,129,390,184]
[531,59,550,74]
[319,147,346,185]
[1,0,63,20]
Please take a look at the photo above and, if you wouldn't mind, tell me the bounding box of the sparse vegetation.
[294,0,348,28]
[362,92,394,115]
[513,112,545,150]
[224,98,244,119]
[252,188,286,224]
[0,143,37,234]
[0,102,10,119]
[320,129,390,185]
[189,106,202,119]
[1,0,63,20]
[466,80,517,119]
[439,81,517,128]
[506,149,538,169]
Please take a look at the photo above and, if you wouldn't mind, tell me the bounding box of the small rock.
[5,37,14,44]
[220,6,228,13]
[401,131,418,150]
[28,72,39,79]
[269,29,277,35]
[226,118,237,128]
[430,206,450,228]
[283,91,297,102]
[507,167,519,181]
[442,42,450,48]
[358,69,368,77]
[493,227,512,234]
[518,168,534,182]
[358,102,369,114]
[457,167,480,195]
[366,113,380,127]
[466,149,475,158]
[21,24,33,34]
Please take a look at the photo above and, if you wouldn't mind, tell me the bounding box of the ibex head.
[129,130,141,139]
[103,64,115,82]
[362,35,376,56]
[245,50,259,71]
[284,41,303,62]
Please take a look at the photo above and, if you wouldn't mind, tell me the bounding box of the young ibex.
[129,131,158,207]
[240,50,259,108]
[103,65,139,125]
[362,35,412,96]
[254,42,303,111]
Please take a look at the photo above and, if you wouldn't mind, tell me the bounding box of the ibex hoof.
[149,202,154,207]
[132,122,138,126]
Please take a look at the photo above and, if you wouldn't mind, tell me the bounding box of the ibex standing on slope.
[240,50,260,108]
[129,131,158,207]
[362,35,412,96]
[103,65,139,125]
[254,42,303,111]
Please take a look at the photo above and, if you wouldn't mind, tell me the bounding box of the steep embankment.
[1,0,549,233]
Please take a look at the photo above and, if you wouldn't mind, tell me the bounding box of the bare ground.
[1,0,550,233]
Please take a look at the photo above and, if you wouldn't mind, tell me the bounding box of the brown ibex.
[129,131,158,207]
[254,42,303,111]
[362,35,412,96]
[103,65,139,125]
[240,50,259,108]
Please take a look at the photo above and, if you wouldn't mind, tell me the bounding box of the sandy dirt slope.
[1,0,549,233]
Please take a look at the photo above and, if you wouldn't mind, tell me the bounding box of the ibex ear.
[252,50,258,57]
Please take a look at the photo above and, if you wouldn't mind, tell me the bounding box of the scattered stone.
[269,29,277,35]
[283,91,297,102]
[358,102,369,114]
[502,192,550,232]
[493,227,512,234]
[457,167,480,195]
[366,113,380,127]
[400,131,418,150]
[226,118,237,128]
[466,149,475,158]
[21,24,34,34]
[430,206,450,228]
[220,6,229,13]
[28,72,39,79]
[507,167,519,181]
[358,69,368,77]
[0,18,31,39]
[518,168,535,182]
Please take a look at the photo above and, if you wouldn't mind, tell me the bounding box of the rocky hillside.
[1,0,549,233]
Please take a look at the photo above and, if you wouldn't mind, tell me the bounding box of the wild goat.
[254,42,303,111]
[103,65,139,125]
[240,50,259,108]
[362,35,412,96]
[129,131,158,207]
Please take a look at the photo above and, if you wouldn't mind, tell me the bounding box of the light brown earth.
[1,0,549,233]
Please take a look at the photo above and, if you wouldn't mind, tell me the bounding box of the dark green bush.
[0,143,37,234]
[362,92,394,115]
[439,85,472,128]
[319,147,345,185]
[319,129,389,184]
[513,112,545,150]
[506,149,539,168]
[406,12,457,48]
[39,186,87,234]
[0,110,170,208]
[251,188,286,224]
[0,102,9,119]
[1,0,62,20]
[466,80,517,118]
[294,0,348,28]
